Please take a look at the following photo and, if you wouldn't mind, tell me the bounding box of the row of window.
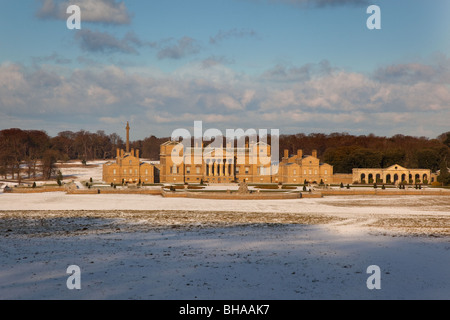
[293,169,328,175]
[168,166,329,176]
[112,169,151,175]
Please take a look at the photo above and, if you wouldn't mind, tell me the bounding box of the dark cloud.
[36,0,131,25]
[209,28,258,44]
[373,63,443,85]
[75,29,141,54]
[32,52,71,65]
[156,37,201,60]
[261,60,334,82]
[201,56,234,69]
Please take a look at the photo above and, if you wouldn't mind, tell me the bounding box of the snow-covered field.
[0,161,449,300]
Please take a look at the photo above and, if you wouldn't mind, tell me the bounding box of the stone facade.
[159,140,333,184]
[102,123,437,186]
[102,122,155,184]
[352,164,432,184]
[276,149,334,184]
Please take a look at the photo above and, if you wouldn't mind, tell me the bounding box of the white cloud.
[1,57,449,138]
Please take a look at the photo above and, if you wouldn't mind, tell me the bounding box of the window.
[186,166,191,174]
[113,169,116,175]
[196,167,200,174]
[325,170,327,175]
[304,169,306,175]
[145,169,148,175]
[236,167,240,173]
[309,169,312,175]
[293,169,296,175]
[314,169,317,175]
[245,167,249,174]
[129,160,132,165]
[123,169,126,174]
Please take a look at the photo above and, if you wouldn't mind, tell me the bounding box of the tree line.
[0,128,168,180]
[279,132,450,173]
[1,128,449,184]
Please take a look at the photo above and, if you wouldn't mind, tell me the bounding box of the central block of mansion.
[159,140,333,184]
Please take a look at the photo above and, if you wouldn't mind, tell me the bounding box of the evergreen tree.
[438,159,450,186]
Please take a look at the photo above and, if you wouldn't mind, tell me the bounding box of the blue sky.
[0,0,449,139]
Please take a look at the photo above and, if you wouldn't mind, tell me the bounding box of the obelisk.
[126,121,130,153]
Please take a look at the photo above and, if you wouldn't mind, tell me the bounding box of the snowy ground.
[1,162,449,300]
[0,192,449,300]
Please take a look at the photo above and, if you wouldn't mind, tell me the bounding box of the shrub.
[373,183,377,189]
[303,186,307,191]
[32,182,36,188]
[346,184,350,189]
[382,184,385,190]
[340,182,344,188]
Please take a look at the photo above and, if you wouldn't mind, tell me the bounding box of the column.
[225,160,229,176]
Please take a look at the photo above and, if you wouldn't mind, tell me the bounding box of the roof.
[161,140,179,146]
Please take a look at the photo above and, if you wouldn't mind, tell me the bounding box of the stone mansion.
[103,123,436,185]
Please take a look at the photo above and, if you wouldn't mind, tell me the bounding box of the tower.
[126,121,130,153]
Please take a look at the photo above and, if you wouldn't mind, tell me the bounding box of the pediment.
[385,164,407,171]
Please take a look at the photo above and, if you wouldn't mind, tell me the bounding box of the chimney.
[116,148,120,159]
[312,150,317,158]
[297,149,303,158]
[131,148,135,157]
[284,149,289,159]
[121,149,124,157]
[136,149,140,158]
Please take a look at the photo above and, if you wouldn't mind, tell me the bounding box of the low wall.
[333,174,353,184]
[66,188,162,195]
[4,187,66,193]
[163,190,302,200]
[321,189,450,196]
